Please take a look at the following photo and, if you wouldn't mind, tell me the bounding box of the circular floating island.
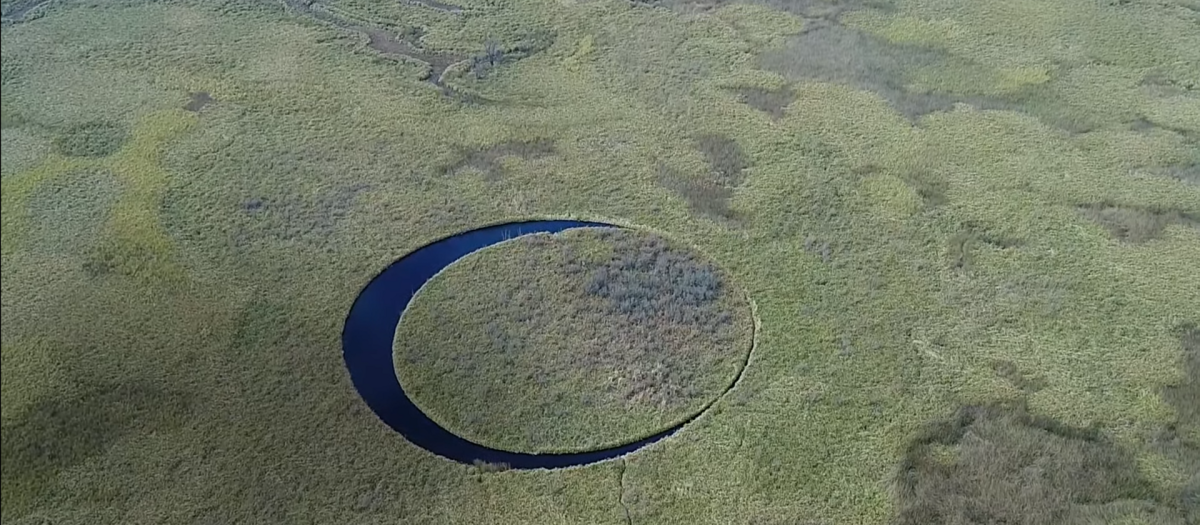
[393,227,753,454]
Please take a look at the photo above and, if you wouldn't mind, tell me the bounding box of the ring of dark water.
[341,220,749,468]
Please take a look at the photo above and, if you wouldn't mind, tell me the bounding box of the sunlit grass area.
[1,0,1197,523]
[394,228,752,453]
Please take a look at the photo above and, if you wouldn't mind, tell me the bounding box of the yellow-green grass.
[393,228,753,453]
[0,0,1197,523]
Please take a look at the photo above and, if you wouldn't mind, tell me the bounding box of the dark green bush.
[471,40,504,79]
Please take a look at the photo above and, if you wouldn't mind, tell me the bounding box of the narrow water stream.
[341,220,737,468]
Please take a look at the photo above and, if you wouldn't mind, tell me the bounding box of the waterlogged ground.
[1,0,1198,523]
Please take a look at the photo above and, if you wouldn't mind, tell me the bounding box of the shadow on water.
[342,220,749,468]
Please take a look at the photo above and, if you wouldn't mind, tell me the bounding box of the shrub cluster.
[469,31,555,80]
[471,40,504,79]
[584,232,731,330]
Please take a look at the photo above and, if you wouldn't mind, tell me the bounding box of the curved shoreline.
[341,219,755,468]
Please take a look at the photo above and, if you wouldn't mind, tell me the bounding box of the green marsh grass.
[393,228,753,453]
[0,0,1198,523]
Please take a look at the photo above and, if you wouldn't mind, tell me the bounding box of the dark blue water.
[341,220,696,468]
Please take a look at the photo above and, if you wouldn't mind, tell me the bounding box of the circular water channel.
[341,220,739,468]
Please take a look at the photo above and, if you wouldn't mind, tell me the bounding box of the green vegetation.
[1,0,1197,523]
[895,403,1183,525]
[1,378,193,518]
[736,86,794,119]
[658,133,751,221]
[1,105,28,129]
[183,91,214,112]
[52,121,129,158]
[896,324,1200,525]
[1161,324,1200,524]
[443,139,556,179]
[1079,202,1199,244]
[394,228,752,453]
